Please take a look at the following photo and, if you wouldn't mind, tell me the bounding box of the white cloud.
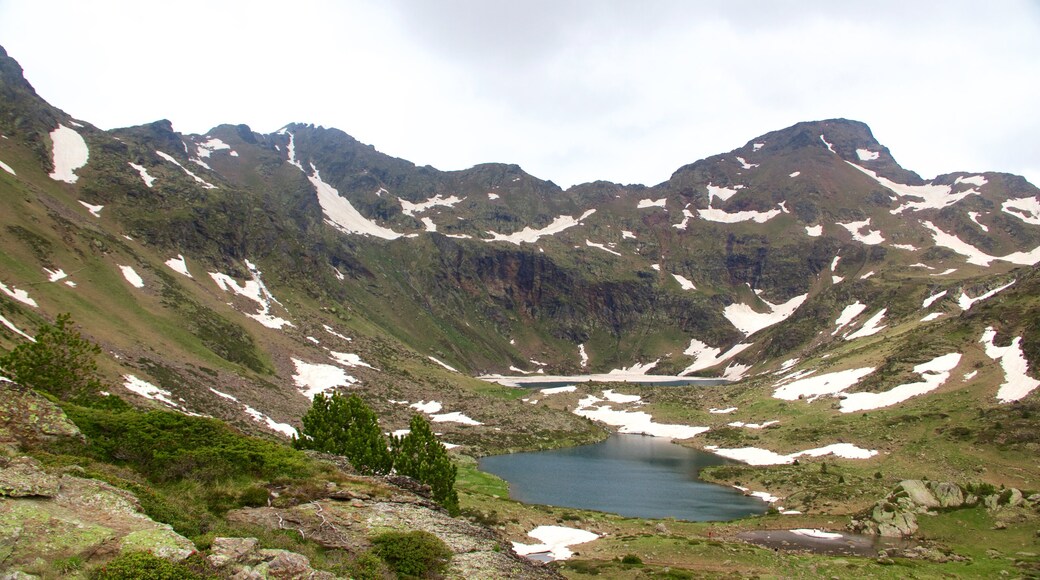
[0,1,1036,188]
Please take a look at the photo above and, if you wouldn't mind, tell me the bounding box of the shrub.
[0,313,102,400]
[370,530,452,579]
[620,554,643,565]
[293,393,393,475]
[90,551,201,580]
[392,415,459,515]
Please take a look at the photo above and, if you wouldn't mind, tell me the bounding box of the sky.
[0,0,1037,189]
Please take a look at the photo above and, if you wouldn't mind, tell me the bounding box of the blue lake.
[479,434,768,521]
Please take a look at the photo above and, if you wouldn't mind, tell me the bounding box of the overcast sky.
[1,1,1037,188]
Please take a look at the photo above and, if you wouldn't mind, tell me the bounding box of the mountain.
[2,43,1040,576]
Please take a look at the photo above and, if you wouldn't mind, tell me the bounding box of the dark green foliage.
[0,313,102,400]
[90,551,202,580]
[293,393,393,475]
[370,530,451,579]
[392,415,460,516]
[64,405,313,484]
[621,554,643,565]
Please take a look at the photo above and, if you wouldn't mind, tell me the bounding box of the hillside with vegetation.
[1,42,1039,577]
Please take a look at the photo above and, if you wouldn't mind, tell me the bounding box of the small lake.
[479,434,768,521]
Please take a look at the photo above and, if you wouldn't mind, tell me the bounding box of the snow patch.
[845,309,887,340]
[724,293,807,336]
[773,367,876,401]
[123,375,183,410]
[637,198,667,209]
[430,411,482,425]
[789,171,801,178]
[165,255,192,278]
[921,313,943,322]
[699,206,781,224]
[585,239,621,256]
[680,340,752,375]
[705,442,878,465]
[832,302,867,335]
[487,192,499,200]
[512,526,599,562]
[1001,197,1040,225]
[428,356,458,372]
[925,221,1040,266]
[706,183,742,204]
[578,344,589,368]
[602,389,641,404]
[48,124,89,183]
[922,290,948,309]
[805,224,822,237]
[196,137,231,158]
[128,162,156,187]
[0,314,34,341]
[753,143,764,151]
[284,131,304,170]
[324,325,351,341]
[155,151,217,189]
[672,273,696,290]
[955,175,987,187]
[710,407,738,414]
[968,211,989,232]
[79,201,103,218]
[839,353,962,413]
[736,156,758,169]
[728,420,778,429]
[958,280,1016,311]
[621,230,636,239]
[209,260,293,329]
[849,162,980,213]
[792,529,844,540]
[541,385,577,395]
[44,268,67,283]
[400,194,465,216]
[819,135,835,153]
[837,218,884,245]
[308,164,403,239]
[410,400,443,414]
[574,395,708,439]
[291,358,358,399]
[485,210,595,245]
[118,265,144,288]
[856,149,879,161]
[329,351,375,369]
[981,327,1040,403]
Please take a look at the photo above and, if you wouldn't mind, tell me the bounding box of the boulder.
[0,457,60,498]
[208,536,260,567]
[0,383,82,451]
[928,482,965,508]
[896,480,939,508]
[872,501,918,537]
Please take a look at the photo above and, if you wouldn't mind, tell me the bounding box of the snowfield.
[400,194,465,216]
[48,124,89,183]
[165,255,192,277]
[773,367,876,401]
[574,392,708,439]
[681,339,752,375]
[0,281,38,307]
[118,265,145,288]
[924,221,1040,266]
[512,525,599,561]
[291,358,358,399]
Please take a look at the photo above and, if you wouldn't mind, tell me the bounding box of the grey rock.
[897,480,939,508]
[208,537,260,567]
[928,482,965,508]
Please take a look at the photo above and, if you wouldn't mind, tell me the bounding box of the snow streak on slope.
[0,158,15,175]
[128,162,156,187]
[0,314,34,341]
[832,302,867,335]
[699,205,782,224]
[307,164,403,240]
[484,210,595,245]
[980,327,1040,403]
[574,393,708,439]
[924,221,1040,266]
[706,184,742,204]
[845,162,979,214]
[209,260,293,329]
[672,273,696,290]
[48,124,89,183]
[958,280,1016,310]
[585,239,621,256]
[845,309,887,340]
[637,198,666,209]
[724,293,807,336]
[78,201,103,217]
[400,194,465,216]
[209,387,296,437]
[922,290,947,308]
[839,353,962,413]
[155,151,217,189]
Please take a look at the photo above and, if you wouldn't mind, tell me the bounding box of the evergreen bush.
[370,530,451,579]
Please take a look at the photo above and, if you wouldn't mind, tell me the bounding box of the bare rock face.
[0,456,60,497]
[206,537,334,579]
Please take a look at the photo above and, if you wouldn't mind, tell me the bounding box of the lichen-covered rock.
[896,480,939,508]
[0,383,82,452]
[871,500,919,537]
[208,536,261,567]
[0,473,195,574]
[928,482,965,508]
[0,457,60,497]
[206,538,334,580]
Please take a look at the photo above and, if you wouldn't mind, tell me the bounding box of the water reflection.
[479,434,767,521]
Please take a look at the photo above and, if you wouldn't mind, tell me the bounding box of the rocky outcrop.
[0,458,195,575]
[0,382,83,452]
[206,537,335,579]
[851,480,1039,538]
